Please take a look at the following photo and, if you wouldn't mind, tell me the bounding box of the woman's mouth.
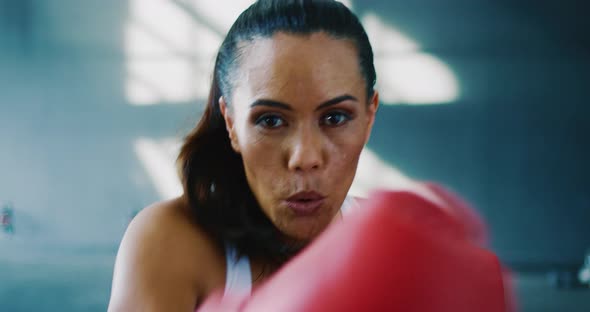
[284,191,326,216]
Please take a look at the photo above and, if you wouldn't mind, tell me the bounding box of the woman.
[108,0,378,310]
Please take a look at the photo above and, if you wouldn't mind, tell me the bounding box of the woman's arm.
[108,199,216,312]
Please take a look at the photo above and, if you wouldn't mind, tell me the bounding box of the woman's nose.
[287,126,325,173]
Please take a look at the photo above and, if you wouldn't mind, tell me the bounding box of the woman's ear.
[219,96,241,153]
[364,91,379,145]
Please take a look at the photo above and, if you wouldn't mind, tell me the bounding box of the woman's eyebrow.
[250,99,292,110]
[316,94,358,110]
[250,94,358,111]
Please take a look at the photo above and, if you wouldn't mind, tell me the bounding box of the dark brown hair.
[177,0,376,265]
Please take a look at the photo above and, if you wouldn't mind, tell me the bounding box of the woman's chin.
[279,221,329,243]
[270,204,338,243]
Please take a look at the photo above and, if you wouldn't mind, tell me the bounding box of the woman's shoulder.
[130,196,206,241]
[108,197,225,311]
[124,196,221,258]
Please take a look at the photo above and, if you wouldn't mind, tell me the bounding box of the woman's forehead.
[232,32,365,104]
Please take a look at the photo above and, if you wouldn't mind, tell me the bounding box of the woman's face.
[221,32,378,241]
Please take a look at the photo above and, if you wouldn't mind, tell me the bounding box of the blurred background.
[1,0,589,311]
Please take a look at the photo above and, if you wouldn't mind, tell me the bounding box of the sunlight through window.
[134,137,183,199]
[125,2,459,106]
[375,53,460,104]
[125,0,223,105]
[363,13,460,105]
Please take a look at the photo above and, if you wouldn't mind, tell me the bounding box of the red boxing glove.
[422,182,489,246]
[200,191,508,312]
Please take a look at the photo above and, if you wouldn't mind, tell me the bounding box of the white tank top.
[223,196,359,298]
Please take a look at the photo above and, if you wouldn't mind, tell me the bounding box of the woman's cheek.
[329,135,364,176]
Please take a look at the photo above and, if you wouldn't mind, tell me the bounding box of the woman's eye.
[321,111,351,127]
[255,114,285,129]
